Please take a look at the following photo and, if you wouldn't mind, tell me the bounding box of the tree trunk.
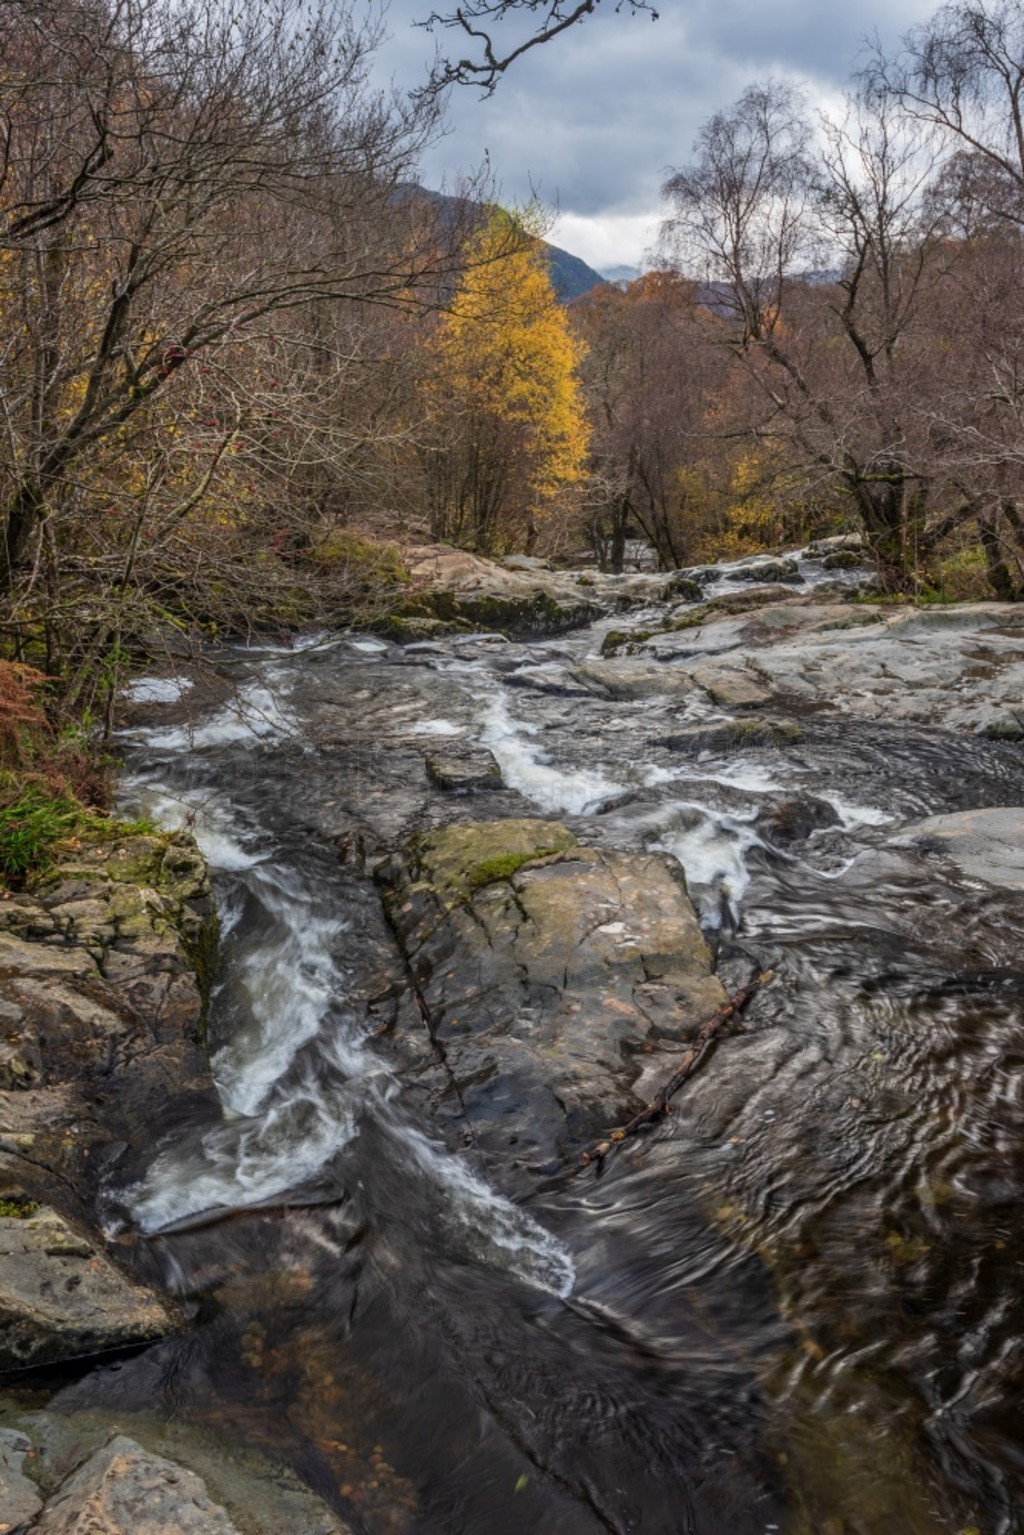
[979,516,1020,601]
[851,475,913,593]
[0,486,45,594]
[608,495,630,574]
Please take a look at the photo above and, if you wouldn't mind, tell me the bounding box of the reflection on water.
[50,606,1024,1533]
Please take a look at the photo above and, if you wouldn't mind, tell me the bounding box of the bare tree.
[661,83,970,588]
[873,0,1024,223]
[662,82,818,346]
[0,0,444,602]
[573,270,727,570]
[869,0,1024,589]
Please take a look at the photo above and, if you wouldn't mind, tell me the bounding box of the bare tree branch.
[417,0,658,95]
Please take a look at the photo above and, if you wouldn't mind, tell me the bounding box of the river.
[68,556,1024,1534]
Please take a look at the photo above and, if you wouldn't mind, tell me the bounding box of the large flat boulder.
[0,1207,176,1369]
[379,819,726,1163]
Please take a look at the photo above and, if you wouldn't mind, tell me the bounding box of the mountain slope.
[398,183,605,303]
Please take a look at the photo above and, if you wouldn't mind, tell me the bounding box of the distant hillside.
[542,240,606,302]
[600,264,641,286]
[397,184,606,304]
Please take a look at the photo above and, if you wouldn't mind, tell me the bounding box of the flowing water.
[56,561,1024,1533]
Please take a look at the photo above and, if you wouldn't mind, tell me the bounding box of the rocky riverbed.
[3,545,1024,1534]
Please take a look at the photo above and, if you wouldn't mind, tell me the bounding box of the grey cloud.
[373,0,939,228]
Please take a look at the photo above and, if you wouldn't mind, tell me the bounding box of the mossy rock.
[373,615,469,643]
[101,835,171,886]
[33,829,217,1025]
[666,609,708,632]
[660,718,804,753]
[393,586,601,640]
[410,819,577,902]
[456,589,601,637]
[821,549,865,571]
[662,575,704,603]
[672,587,797,626]
[180,904,221,1030]
[600,628,653,656]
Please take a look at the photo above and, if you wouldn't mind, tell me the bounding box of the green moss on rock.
[669,609,710,631]
[601,628,653,656]
[180,904,221,1036]
[372,614,469,643]
[387,586,601,641]
[32,827,218,1033]
[410,819,578,902]
[663,575,705,603]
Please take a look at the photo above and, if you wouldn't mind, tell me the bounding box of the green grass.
[0,771,158,884]
[0,780,82,880]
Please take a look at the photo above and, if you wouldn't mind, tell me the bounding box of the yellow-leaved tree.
[422,209,589,552]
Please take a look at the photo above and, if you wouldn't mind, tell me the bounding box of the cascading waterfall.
[119,711,577,1301]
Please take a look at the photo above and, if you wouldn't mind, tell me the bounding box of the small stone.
[424,753,503,792]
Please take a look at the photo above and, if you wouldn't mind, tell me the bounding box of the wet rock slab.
[586,598,1024,736]
[379,818,726,1163]
[0,1208,176,1369]
[899,807,1024,889]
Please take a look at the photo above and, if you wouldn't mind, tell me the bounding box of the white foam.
[129,1039,378,1233]
[407,719,464,737]
[643,758,790,795]
[395,1124,576,1298]
[120,787,261,872]
[212,864,357,1116]
[131,677,301,750]
[648,802,765,925]
[822,795,894,830]
[122,676,193,704]
[481,695,626,815]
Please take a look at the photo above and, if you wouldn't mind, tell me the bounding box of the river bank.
[2,545,1023,1533]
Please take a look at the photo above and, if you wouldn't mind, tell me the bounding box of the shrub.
[0,662,49,769]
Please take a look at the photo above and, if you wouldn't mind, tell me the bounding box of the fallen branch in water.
[576,967,775,1171]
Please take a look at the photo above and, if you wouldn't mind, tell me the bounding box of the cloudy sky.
[372,0,939,273]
